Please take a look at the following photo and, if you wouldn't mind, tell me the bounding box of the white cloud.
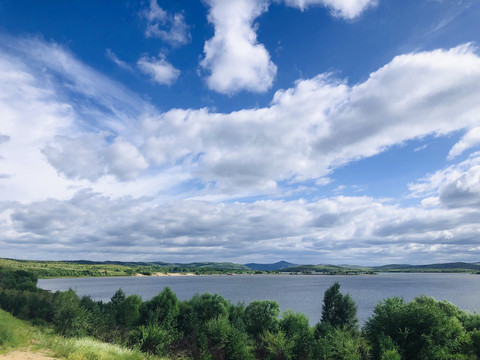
[140,0,190,47]
[409,153,480,209]
[3,37,480,263]
[3,190,480,264]
[4,38,480,196]
[282,0,378,19]
[448,127,480,159]
[105,49,133,71]
[141,0,167,23]
[137,55,180,85]
[142,45,480,193]
[106,139,148,181]
[42,134,108,182]
[199,0,378,94]
[0,37,158,201]
[0,46,79,202]
[200,0,277,94]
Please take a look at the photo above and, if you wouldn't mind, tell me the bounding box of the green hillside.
[373,262,480,273]
[283,264,373,274]
[0,258,251,279]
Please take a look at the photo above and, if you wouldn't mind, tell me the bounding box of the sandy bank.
[135,272,197,277]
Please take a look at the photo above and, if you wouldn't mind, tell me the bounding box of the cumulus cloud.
[137,55,180,85]
[42,135,148,182]
[42,134,108,182]
[409,153,480,209]
[200,0,277,94]
[140,0,190,47]
[199,0,377,94]
[3,36,480,263]
[4,38,480,194]
[106,139,148,180]
[281,0,378,19]
[142,45,480,192]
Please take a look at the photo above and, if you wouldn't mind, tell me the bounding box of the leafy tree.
[141,286,179,330]
[280,310,313,360]
[177,293,231,358]
[110,288,126,307]
[364,295,469,360]
[261,330,294,360]
[245,300,280,339]
[117,294,142,328]
[0,270,38,291]
[470,330,480,358]
[320,282,358,331]
[206,315,255,360]
[312,327,362,360]
[189,293,230,324]
[381,349,401,360]
[229,301,247,328]
[227,325,255,360]
[53,289,89,337]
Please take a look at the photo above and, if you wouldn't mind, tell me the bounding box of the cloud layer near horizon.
[1,33,480,264]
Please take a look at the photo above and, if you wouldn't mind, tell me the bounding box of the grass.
[0,307,37,352]
[0,309,170,360]
[49,337,150,360]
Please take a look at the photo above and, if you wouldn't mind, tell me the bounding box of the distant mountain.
[244,261,297,271]
[374,262,480,272]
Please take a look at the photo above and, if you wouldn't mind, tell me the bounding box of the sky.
[0,0,480,265]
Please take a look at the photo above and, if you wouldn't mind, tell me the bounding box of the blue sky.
[1,0,480,265]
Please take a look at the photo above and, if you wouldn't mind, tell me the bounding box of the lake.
[38,272,480,325]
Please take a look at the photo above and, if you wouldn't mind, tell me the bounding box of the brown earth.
[0,350,57,360]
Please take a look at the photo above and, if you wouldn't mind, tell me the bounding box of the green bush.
[365,296,469,360]
[206,315,254,360]
[134,325,170,356]
[261,330,294,360]
[381,349,401,360]
[313,327,362,360]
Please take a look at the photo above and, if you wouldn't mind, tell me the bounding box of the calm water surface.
[38,273,480,325]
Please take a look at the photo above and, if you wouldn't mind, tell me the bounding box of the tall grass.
[0,309,170,359]
[0,308,35,351]
[48,337,152,360]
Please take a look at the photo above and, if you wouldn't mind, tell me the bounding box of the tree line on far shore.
[1,268,480,360]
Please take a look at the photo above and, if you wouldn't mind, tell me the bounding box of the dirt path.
[0,350,57,360]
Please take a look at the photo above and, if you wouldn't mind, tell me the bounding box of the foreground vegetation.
[1,268,480,359]
[0,307,164,360]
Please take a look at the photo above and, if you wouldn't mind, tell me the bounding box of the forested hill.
[0,258,251,278]
[244,261,297,271]
[373,262,480,272]
[1,258,480,279]
[65,260,249,272]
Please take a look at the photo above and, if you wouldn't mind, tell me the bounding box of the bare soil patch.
[0,350,56,360]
